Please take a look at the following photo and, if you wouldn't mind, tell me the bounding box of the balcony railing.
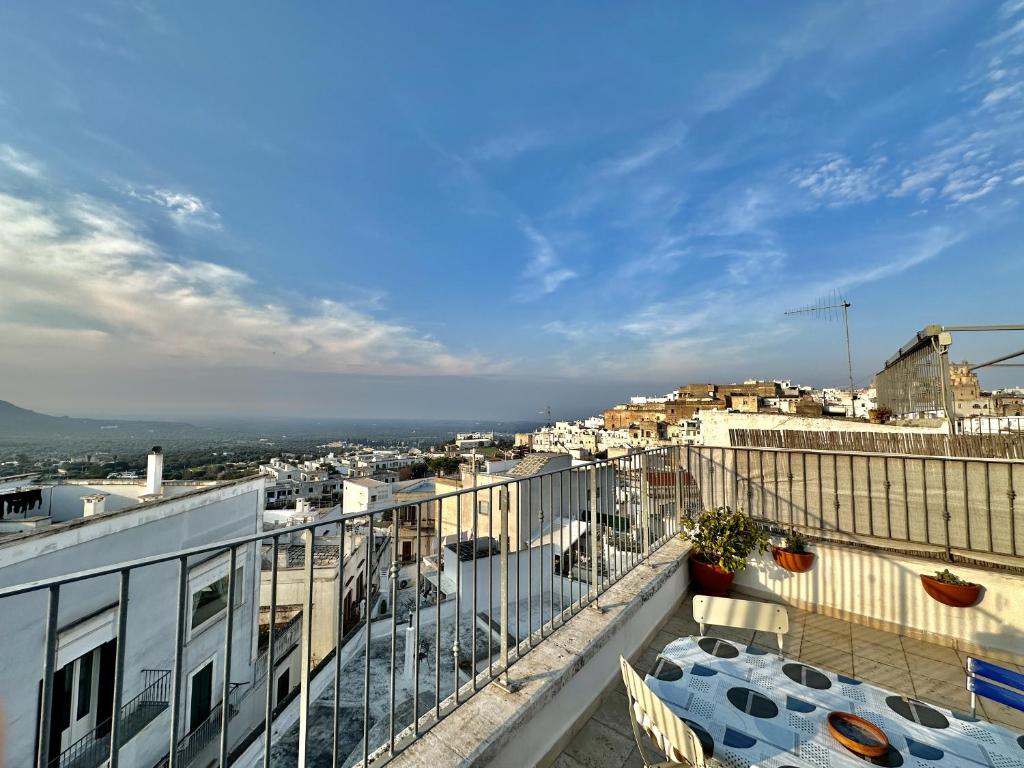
[5,444,1022,768]
[681,444,1024,561]
[171,682,246,767]
[51,669,171,768]
[5,447,685,768]
[255,613,302,682]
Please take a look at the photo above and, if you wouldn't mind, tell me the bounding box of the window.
[190,567,244,631]
[189,660,214,732]
[76,651,93,719]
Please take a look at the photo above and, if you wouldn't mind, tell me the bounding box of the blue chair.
[967,657,1024,717]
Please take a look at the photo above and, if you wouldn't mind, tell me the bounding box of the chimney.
[82,494,107,517]
[146,447,164,496]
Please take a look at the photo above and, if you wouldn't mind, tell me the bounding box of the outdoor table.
[645,635,1024,768]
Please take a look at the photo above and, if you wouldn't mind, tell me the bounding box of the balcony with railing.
[51,669,171,768]
[2,445,1022,768]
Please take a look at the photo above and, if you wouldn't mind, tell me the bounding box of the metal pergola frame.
[876,324,1024,423]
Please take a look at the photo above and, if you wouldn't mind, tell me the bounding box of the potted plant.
[772,528,816,573]
[920,569,982,607]
[683,506,770,596]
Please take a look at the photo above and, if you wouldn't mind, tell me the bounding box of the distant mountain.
[0,400,196,440]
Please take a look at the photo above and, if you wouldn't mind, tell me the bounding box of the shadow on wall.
[734,543,1024,659]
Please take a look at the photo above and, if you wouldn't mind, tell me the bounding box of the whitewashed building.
[0,450,266,768]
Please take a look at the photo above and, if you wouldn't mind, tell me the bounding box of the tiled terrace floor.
[552,592,1024,768]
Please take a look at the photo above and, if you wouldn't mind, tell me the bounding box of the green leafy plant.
[932,569,971,586]
[683,506,770,574]
[782,528,809,554]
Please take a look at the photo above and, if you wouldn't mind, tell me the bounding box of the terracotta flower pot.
[689,554,735,596]
[772,545,816,574]
[920,574,982,607]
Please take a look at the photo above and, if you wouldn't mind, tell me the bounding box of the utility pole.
[785,291,856,416]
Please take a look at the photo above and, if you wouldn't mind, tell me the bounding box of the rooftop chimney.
[82,494,107,517]
[146,447,164,497]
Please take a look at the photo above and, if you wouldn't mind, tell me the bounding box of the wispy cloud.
[0,144,44,179]
[517,222,577,300]
[1002,0,1024,18]
[470,130,551,162]
[0,184,488,377]
[793,154,887,206]
[123,185,222,229]
[601,124,686,177]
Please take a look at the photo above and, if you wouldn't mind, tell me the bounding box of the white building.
[343,477,393,513]
[455,432,495,450]
[0,450,266,768]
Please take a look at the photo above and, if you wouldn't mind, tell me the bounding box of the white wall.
[734,543,1024,660]
[47,480,214,522]
[0,479,265,768]
[489,543,690,768]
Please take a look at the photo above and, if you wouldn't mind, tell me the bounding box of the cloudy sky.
[1,2,1022,420]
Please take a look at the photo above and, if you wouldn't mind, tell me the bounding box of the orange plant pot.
[771,545,815,574]
[920,574,982,607]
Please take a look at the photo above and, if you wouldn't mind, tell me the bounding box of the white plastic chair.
[691,595,789,656]
[620,656,707,767]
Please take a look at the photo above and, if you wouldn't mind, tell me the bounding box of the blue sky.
[1,1,1022,420]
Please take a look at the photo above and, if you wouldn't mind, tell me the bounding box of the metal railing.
[172,682,247,767]
[681,445,1024,561]
[255,613,302,682]
[4,446,684,768]
[51,669,171,768]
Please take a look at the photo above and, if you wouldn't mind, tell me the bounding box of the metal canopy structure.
[876,324,1024,422]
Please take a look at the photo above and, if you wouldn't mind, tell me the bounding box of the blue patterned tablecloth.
[646,635,1024,768]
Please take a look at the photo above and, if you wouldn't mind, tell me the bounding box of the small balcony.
[52,669,171,768]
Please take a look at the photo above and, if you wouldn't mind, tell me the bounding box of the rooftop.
[444,537,500,562]
[504,452,565,477]
[345,476,388,488]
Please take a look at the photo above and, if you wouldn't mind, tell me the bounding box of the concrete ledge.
[388,537,691,768]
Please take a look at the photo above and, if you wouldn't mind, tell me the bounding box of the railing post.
[36,584,60,768]
[673,446,682,531]
[298,532,314,766]
[218,550,237,768]
[168,557,188,768]
[109,569,130,768]
[640,452,650,560]
[496,486,518,691]
[265,536,279,768]
[589,463,603,612]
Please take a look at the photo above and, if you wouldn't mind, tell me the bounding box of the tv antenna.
[785,291,856,415]
[539,405,552,426]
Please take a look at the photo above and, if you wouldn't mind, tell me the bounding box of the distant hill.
[0,400,196,440]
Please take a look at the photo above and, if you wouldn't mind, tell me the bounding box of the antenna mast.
[785,290,856,416]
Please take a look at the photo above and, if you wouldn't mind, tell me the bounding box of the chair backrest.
[967,657,1024,716]
[692,595,789,654]
[619,656,705,767]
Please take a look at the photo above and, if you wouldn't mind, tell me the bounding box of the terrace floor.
[552,591,1024,768]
